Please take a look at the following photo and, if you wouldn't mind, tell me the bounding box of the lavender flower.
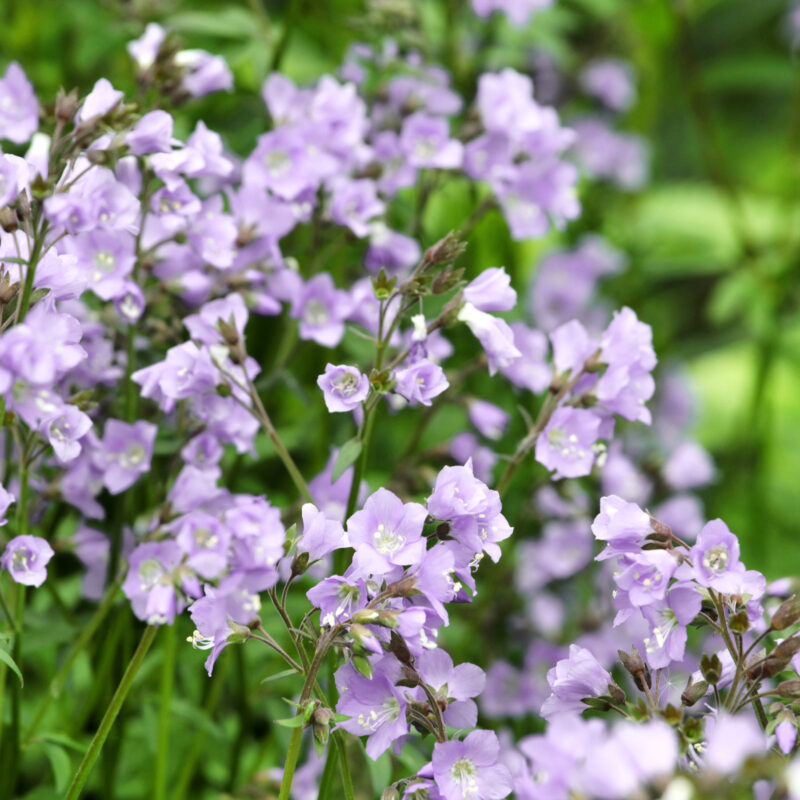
[591,495,653,561]
[317,364,369,412]
[0,62,39,144]
[430,729,512,800]
[535,407,601,479]
[457,302,521,375]
[1,535,54,587]
[96,419,157,495]
[540,644,613,719]
[394,359,449,407]
[463,267,516,313]
[690,519,743,594]
[291,273,352,348]
[296,503,347,562]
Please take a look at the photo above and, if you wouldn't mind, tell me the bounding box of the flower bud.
[773,636,800,661]
[618,647,651,691]
[290,551,310,578]
[772,595,800,631]
[700,653,723,684]
[421,230,466,270]
[729,609,750,635]
[389,631,413,666]
[225,621,251,645]
[777,680,800,699]
[381,787,400,800]
[351,609,380,625]
[55,87,80,122]
[607,682,626,705]
[681,678,708,707]
[0,208,19,233]
[312,706,334,746]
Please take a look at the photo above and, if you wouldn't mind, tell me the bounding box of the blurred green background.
[3,0,799,575]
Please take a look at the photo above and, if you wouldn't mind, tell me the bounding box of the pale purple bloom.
[291,273,352,348]
[1,535,54,587]
[126,110,175,155]
[317,364,369,412]
[463,267,516,313]
[591,495,652,561]
[615,550,677,608]
[175,50,233,97]
[400,112,463,169]
[431,730,512,800]
[463,133,515,184]
[642,583,702,669]
[0,62,39,144]
[127,23,165,71]
[457,302,521,375]
[663,441,715,490]
[653,494,704,541]
[184,294,249,347]
[174,511,231,580]
[476,70,542,136]
[601,444,652,507]
[297,503,347,561]
[96,419,157,495]
[690,519,743,594]
[67,229,136,300]
[347,488,427,575]
[499,322,551,392]
[74,525,109,599]
[417,649,486,728]
[427,460,501,524]
[41,404,93,462]
[365,224,420,275]
[307,576,367,626]
[0,153,29,207]
[550,319,595,376]
[778,719,798,755]
[336,658,409,760]
[123,541,188,625]
[580,59,636,112]
[541,644,612,719]
[535,407,601,479]
[468,400,508,440]
[451,432,497,484]
[572,118,649,190]
[77,78,123,122]
[703,713,768,775]
[394,359,449,407]
[328,178,385,238]
[114,281,146,323]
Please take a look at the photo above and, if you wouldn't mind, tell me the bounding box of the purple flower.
[450,433,497,484]
[463,267,516,313]
[291,273,352,348]
[642,583,702,669]
[122,541,186,625]
[41,404,93,462]
[365,224,420,275]
[317,364,369,412]
[328,178,385,238]
[572,118,649,190]
[173,511,231,580]
[427,461,501,524]
[306,576,367,626]
[0,62,39,144]
[336,658,409,760]
[77,78,123,122]
[663,441,715,490]
[416,649,486,729]
[126,110,175,155]
[394,359,449,407]
[399,112,463,169]
[535,407,601,479]
[296,503,347,561]
[175,50,233,97]
[615,550,677,608]
[468,400,508,440]
[499,322,551,393]
[777,718,798,755]
[580,59,636,112]
[703,713,767,775]
[96,419,157,495]
[457,302,521,375]
[0,154,29,207]
[347,488,427,575]
[591,495,653,561]
[67,229,136,301]
[127,23,165,71]
[690,519,743,594]
[1,535,54,587]
[431,729,512,800]
[540,644,612,719]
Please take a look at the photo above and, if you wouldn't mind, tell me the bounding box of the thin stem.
[420,683,447,742]
[64,625,157,800]
[153,624,178,800]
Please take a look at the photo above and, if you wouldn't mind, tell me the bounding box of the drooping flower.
[540,644,613,719]
[0,62,39,144]
[394,360,449,407]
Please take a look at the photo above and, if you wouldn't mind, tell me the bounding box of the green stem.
[333,733,354,800]
[153,624,177,800]
[64,625,157,800]
[17,216,48,323]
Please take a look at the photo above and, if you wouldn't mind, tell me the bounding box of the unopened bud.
[607,682,626,705]
[376,609,400,628]
[87,149,112,166]
[217,316,240,348]
[0,208,18,233]
[777,680,800,699]
[381,788,400,800]
[772,596,800,631]
[729,609,750,635]
[351,654,373,679]
[700,653,723,685]
[351,609,380,625]
[389,631,413,666]
[290,551,310,577]
[650,517,672,538]
[681,678,709,707]
[226,621,251,645]
[618,647,651,691]
[312,706,334,746]
[55,87,80,122]
[773,637,800,661]
[421,230,466,269]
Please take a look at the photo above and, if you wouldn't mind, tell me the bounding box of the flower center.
[11,548,32,572]
[335,372,359,396]
[450,758,478,797]
[373,523,404,556]
[304,299,329,326]
[703,545,729,574]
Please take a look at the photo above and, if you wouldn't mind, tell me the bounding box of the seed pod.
[681,678,709,707]
[773,636,800,661]
[777,680,800,698]
[618,647,651,691]
[729,610,750,635]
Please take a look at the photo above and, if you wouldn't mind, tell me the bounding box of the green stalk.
[17,216,48,323]
[153,623,177,800]
[64,625,157,800]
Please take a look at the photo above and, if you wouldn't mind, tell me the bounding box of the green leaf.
[318,745,339,799]
[166,8,260,40]
[275,715,306,728]
[260,668,298,685]
[38,732,86,753]
[0,646,23,686]
[332,438,362,482]
[42,742,71,792]
[366,752,392,795]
